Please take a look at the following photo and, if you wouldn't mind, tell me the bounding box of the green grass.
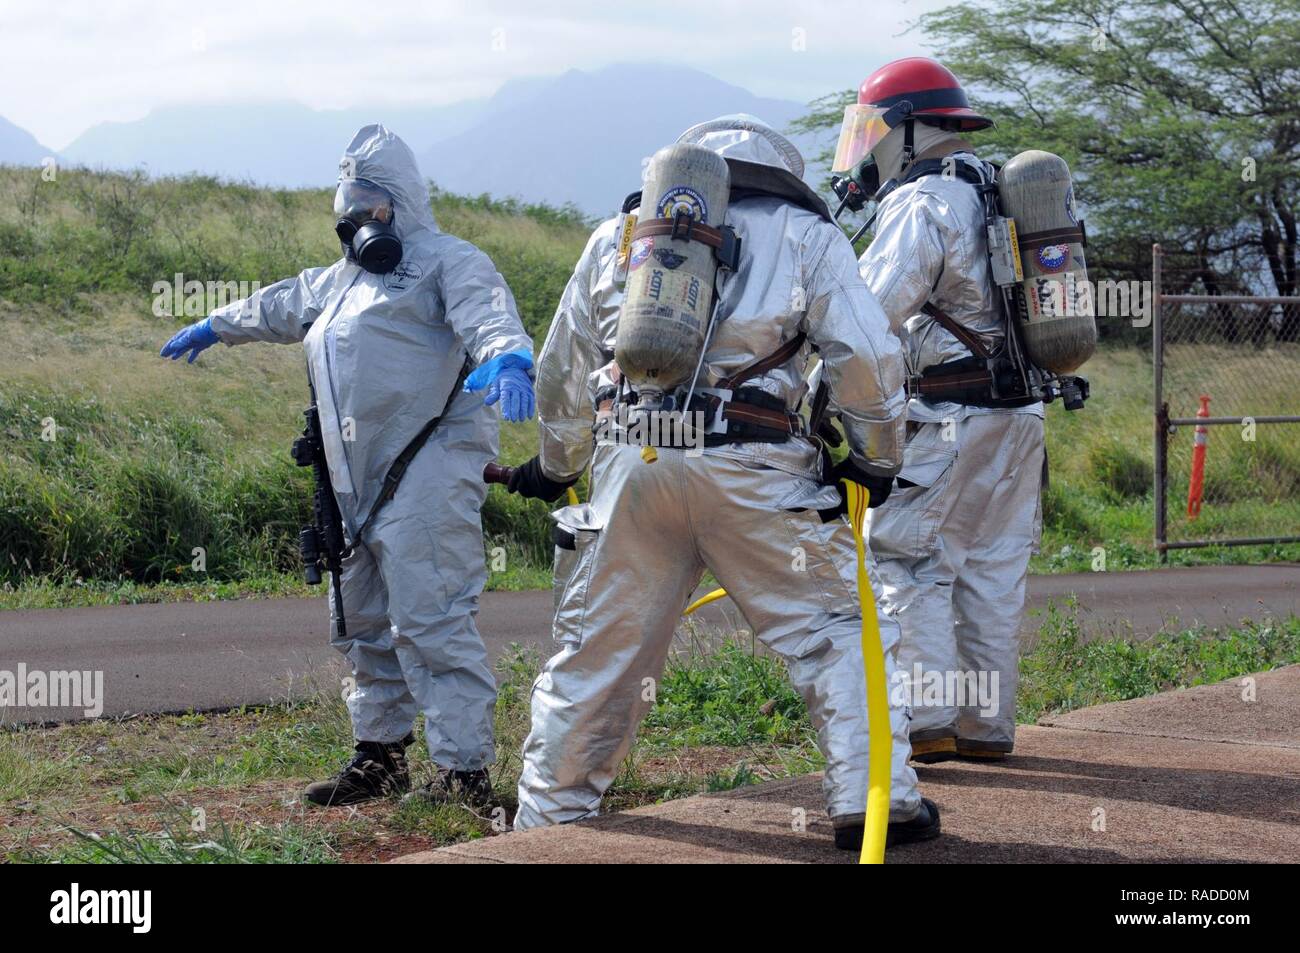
[0,165,588,594]
[1019,606,1300,722]
[644,636,815,748]
[647,612,1300,740]
[0,168,592,329]
[705,762,764,792]
[15,813,341,864]
[2,635,811,862]
[0,571,314,610]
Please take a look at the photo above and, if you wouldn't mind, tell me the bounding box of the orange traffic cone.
[1187,395,1210,519]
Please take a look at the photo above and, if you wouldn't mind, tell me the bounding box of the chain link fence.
[1152,244,1300,557]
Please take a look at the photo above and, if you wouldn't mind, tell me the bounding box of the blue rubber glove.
[485,366,536,422]
[160,317,220,363]
[464,349,536,422]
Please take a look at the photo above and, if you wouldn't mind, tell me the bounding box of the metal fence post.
[1152,244,1168,563]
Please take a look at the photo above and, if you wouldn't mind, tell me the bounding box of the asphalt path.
[1,564,1294,724]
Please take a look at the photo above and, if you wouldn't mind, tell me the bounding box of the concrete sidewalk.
[393,665,1300,864]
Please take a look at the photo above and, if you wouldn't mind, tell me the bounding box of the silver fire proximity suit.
[860,148,1045,754]
[516,116,921,829]
[207,124,533,769]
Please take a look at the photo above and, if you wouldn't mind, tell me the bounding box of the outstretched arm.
[439,240,533,369]
[205,264,343,346]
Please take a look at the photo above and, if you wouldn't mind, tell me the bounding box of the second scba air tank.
[996,149,1097,375]
[615,143,731,410]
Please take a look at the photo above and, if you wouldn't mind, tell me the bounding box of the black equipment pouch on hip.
[697,386,803,446]
[910,355,1039,409]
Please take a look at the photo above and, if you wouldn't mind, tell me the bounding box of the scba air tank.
[997,150,1097,374]
[615,143,730,407]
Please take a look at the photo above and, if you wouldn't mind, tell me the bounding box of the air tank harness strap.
[909,356,994,404]
[596,388,804,445]
[920,302,992,359]
[697,388,804,446]
[630,214,742,271]
[1017,224,1087,254]
[717,331,808,389]
[596,333,810,446]
[908,355,1039,409]
[910,303,1042,407]
[693,331,809,443]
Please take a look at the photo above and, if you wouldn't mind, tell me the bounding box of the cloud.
[1,0,947,149]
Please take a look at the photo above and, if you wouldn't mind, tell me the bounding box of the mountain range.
[0,115,52,166]
[1,64,831,215]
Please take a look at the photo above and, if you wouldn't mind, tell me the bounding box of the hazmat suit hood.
[677,114,832,221]
[339,123,437,241]
[872,120,964,184]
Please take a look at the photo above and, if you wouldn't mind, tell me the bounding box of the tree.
[796,0,1300,334]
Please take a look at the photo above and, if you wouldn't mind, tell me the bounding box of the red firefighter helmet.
[832,57,992,173]
[858,57,991,127]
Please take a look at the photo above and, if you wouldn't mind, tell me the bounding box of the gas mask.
[830,155,882,217]
[334,178,403,274]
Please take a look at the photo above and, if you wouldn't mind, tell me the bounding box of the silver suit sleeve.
[535,224,615,481]
[803,221,906,475]
[857,192,946,331]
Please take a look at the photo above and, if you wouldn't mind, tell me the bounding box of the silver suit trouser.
[328,395,499,770]
[515,442,921,829]
[868,412,1044,749]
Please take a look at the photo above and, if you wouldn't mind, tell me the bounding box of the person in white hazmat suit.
[159,124,535,806]
[837,58,1046,762]
[503,115,941,850]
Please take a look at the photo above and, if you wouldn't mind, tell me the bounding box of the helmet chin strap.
[901,118,916,170]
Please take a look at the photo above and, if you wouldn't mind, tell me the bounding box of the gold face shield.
[831,103,895,174]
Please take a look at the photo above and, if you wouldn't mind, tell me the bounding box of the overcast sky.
[1,0,951,150]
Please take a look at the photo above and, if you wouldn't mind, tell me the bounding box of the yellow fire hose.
[842,479,890,864]
[681,586,728,617]
[680,479,890,863]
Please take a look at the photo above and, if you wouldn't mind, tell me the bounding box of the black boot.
[909,729,959,764]
[403,767,495,809]
[303,736,412,807]
[832,797,942,851]
[910,736,958,764]
[955,738,1012,762]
